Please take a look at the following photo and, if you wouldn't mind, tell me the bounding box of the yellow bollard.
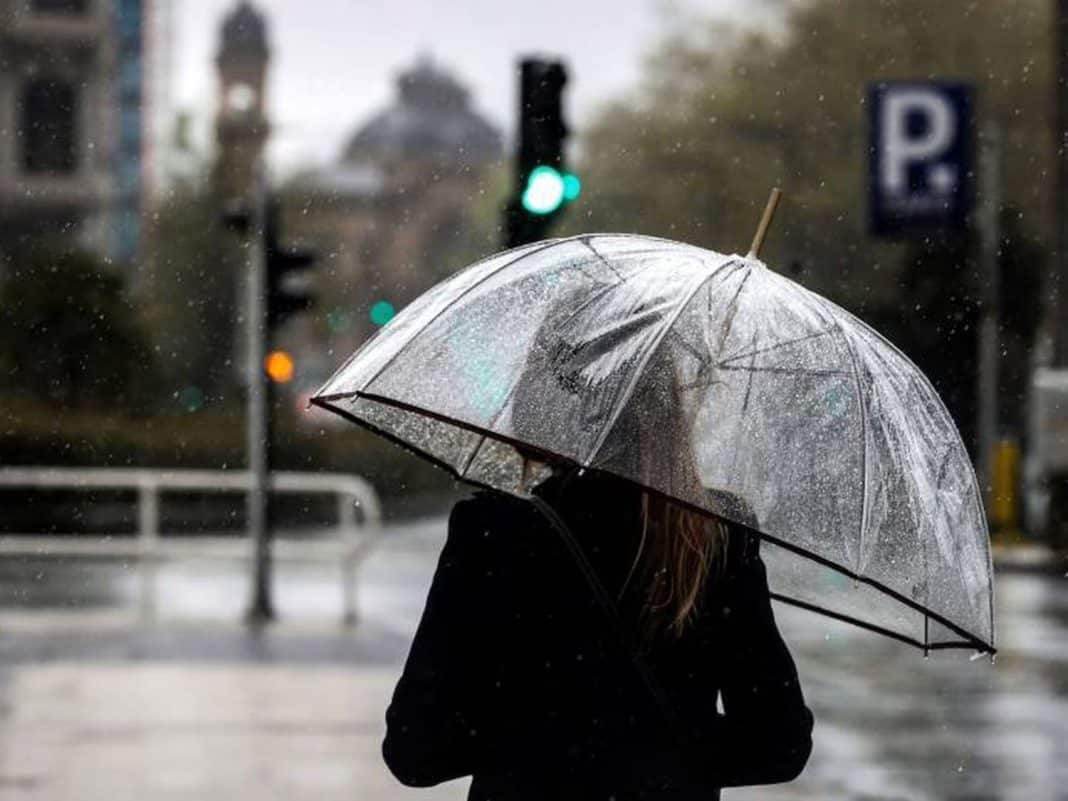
[990,437,1021,541]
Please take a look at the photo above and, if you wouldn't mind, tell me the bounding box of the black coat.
[382,472,814,800]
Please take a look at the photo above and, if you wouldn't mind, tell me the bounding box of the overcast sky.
[168,0,748,174]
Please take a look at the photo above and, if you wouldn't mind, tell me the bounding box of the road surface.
[0,518,1065,800]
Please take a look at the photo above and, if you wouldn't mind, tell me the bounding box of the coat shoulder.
[451,490,542,531]
[446,491,549,560]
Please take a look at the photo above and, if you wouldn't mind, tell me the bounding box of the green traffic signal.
[521,166,580,215]
[370,300,395,326]
[522,166,564,214]
[562,172,581,201]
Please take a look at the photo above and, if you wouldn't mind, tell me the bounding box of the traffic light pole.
[224,165,314,623]
[246,165,276,624]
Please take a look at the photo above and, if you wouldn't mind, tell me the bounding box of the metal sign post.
[1057,0,1068,367]
[976,124,1002,500]
[1045,0,1068,547]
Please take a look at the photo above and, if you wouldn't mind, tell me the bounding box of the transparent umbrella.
[311,234,995,655]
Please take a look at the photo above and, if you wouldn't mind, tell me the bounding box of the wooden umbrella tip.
[747,187,783,260]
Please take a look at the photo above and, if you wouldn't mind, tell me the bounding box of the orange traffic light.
[264,350,294,383]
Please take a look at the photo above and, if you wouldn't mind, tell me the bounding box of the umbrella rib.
[456,380,524,479]
[457,264,656,477]
[708,263,752,360]
[717,326,837,367]
[836,306,996,650]
[756,525,993,651]
[671,329,708,366]
[715,365,852,377]
[740,332,760,414]
[354,238,562,395]
[767,593,983,653]
[555,278,630,332]
[826,304,995,649]
[581,236,627,284]
[581,257,744,468]
[810,293,871,575]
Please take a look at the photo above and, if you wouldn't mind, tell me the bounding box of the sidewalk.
[0,618,467,801]
[0,522,468,801]
[1,526,1065,800]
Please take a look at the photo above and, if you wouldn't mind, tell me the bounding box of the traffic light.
[369,299,396,326]
[503,58,580,248]
[264,349,294,383]
[522,166,581,215]
[264,199,317,331]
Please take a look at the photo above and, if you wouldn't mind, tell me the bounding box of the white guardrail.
[0,468,382,622]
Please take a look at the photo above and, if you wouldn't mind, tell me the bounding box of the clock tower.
[208,1,270,400]
[214,1,269,197]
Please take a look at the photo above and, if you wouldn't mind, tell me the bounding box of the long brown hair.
[621,491,730,645]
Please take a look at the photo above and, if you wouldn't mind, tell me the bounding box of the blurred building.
[289,55,503,380]
[113,0,145,263]
[0,0,150,265]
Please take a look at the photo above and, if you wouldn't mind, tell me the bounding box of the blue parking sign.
[869,81,973,237]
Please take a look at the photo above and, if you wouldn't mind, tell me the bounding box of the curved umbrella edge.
[308,392,997,656]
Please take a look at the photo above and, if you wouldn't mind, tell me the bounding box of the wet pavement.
[0,519,1066,800]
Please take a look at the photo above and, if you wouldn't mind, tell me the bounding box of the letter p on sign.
[869,81,973,238]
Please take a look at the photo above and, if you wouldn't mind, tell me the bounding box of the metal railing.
[0,467,382,622]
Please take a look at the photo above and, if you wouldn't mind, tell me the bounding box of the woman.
[381,463,814,799]
[383,292,813,798]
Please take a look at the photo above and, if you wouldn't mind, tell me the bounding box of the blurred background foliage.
[572,0,1048,311]
[0,181,455,508]
[140,173,238,405]
[0,249,157,413]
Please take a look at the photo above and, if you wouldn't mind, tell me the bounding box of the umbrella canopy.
[312,234,994,655]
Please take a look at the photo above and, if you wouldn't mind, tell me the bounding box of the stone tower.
[213,1,269,197]
[206,1,270,401]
